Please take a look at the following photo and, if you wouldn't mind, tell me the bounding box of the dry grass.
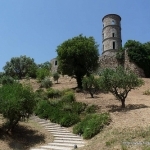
[1,76,150,150]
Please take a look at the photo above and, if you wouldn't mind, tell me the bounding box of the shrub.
[34,89,48,101]
[85,105,97,114]
[47,88,61,98]
[0,82,36,131]
[40,77,52,88]
[72,102,87,114]
[143,89,150,95]
[53,72,60,83]
[36,68,50,81]
[61,91,75,103]
[0,76,15,85]
[60,113,80,127]
[73,113,110,139]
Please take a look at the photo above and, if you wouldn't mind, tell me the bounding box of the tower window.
[112,20,115,25]
[103,45,104,51]
[112,33,115,37]
[55,61,57,66]
[113,42,115,49]
[102,33,104,40]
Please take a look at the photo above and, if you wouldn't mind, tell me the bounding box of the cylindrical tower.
[102,14,122,54]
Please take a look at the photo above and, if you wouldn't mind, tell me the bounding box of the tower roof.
[102,14,121,22]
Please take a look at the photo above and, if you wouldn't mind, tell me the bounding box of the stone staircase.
[30,116,86,150]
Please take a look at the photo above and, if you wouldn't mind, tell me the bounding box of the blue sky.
[0,0,149,71]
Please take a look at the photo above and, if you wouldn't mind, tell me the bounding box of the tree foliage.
[0,82,36,132]
[3,55,37,79]
[99,67,144,108]
[82,75,101,98]
[124,40,150,77]
[56,34,99,88]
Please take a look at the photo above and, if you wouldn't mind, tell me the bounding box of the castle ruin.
[51,14,145,77]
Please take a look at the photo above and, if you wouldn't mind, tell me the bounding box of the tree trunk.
[76,76,82,89]
[121,99,125,108]
[89,91,94,98]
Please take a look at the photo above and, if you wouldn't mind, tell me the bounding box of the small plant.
[143,89,150,95]
[53,72,60,83]
[40,77,52,88]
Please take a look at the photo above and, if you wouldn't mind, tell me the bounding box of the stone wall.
[99,49,145,77]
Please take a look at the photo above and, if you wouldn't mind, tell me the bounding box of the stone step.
[54,139,85,144]
[54,137,83,141]
[48,142,85,147]
[40,145,72,150]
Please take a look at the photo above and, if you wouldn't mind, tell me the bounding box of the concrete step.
[48,142,85,147]
[50,132,75,135]
[53,134,80,138]
[54,137,83,141]
[30,148,49,150]
[40,145,72,150]
[47,129,70,132]
[54,139,85,144]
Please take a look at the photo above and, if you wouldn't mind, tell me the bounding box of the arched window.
[103,44,104,51]
[112,33,115,37]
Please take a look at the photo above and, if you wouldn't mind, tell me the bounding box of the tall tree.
[56,34,99,88]
[3,55,37,79]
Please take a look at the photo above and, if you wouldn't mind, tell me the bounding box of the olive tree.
[82,75,101,98]
[56,34,99,88]
[99,67,144,108]
[3,55,37,79]
[0,82,36,132]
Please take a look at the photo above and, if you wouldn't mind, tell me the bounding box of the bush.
[40,77,52,88]
[73,113,110,139]
[34,89,48,101]
[36,68,50,81]
[0,76,15,85]
[61,91,75,103]
[53,72,60,83]
[143,89,150,95]
[85,105,97,114]
[0,82,36,131]
[47,88,61,98]
[60,113,80,127]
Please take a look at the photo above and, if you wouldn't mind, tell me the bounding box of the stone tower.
[102,14,122,55]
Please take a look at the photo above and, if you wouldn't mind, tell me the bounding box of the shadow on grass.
[0,124,46,150]
[107,104,149,112]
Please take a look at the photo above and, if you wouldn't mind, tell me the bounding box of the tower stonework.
[99,14,122,71]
